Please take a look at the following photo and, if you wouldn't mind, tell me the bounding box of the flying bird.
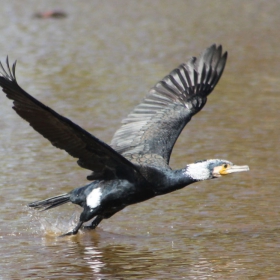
[0,45,249,236]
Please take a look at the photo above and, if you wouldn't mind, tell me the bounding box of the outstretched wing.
[0,59,143,182]
[111,44,227,164]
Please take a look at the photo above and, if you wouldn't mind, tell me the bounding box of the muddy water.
[0,0,280,279]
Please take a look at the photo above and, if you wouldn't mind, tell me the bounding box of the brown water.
[0,0,280,279]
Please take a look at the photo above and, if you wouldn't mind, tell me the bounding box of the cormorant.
[0,45,249,236]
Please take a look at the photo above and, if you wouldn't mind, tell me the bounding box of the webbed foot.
[59,230,78,237]
[59,221,83,237]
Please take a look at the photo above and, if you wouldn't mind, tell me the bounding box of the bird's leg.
[60,221,84,237]
[83,215,103,230]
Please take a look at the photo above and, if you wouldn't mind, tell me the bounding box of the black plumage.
[0,45,249,236]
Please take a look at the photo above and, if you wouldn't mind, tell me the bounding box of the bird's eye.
[223,164,228,168]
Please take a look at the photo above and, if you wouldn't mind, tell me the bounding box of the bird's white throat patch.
[185,161,211,180]
[86,187,102,208]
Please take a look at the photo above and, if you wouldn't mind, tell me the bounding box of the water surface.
[0,0,280,279]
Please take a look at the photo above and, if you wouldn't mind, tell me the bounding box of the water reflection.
[37,228,279,279]
[84,246,105,276]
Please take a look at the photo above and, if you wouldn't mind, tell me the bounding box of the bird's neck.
[152,168,198,196]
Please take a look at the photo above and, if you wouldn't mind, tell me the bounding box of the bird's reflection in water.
[39,226,258,279]
[83,245,105,275]
[41,230,155,279]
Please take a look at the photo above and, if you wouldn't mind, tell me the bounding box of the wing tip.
[193,44,228,95]
[0,56,18,83]
[157,44,228,98]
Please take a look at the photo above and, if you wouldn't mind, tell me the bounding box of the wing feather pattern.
[0,58,143,182]
[111,45,227,164]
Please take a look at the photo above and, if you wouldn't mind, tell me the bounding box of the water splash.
[27,206,80,237]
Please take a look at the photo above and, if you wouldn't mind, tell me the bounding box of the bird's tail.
[28,193,70,211]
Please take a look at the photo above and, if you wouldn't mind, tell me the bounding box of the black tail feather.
[28,193,70,211]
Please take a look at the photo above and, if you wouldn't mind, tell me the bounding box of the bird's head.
[185,159,249,181]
